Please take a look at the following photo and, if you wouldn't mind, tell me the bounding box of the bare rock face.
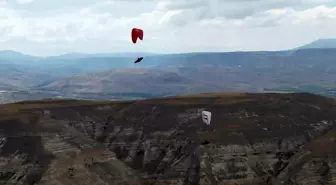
[0,114,140,185]
[30,93,336,185]
[0,92,336,185]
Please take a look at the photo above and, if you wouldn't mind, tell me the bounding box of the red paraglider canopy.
[131,28,143,44]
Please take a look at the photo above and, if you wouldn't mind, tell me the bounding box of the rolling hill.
[0,92,335,184]
[1,44,336,103]
[35,68,230,96]
[34,49,336,99]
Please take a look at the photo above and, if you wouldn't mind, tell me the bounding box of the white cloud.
[16,0,34,4]
[0,0,335,56]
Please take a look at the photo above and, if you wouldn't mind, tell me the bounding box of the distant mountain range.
[297,38,336,49]
[1,39,336,103]
[2,38,336,59]
[37,48,336,95]
[0,50,40,62]
[46,52,158,60]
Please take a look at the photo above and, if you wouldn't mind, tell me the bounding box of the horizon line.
[0,48,297,58]
[2,47,335,58]
[1,37,333,57]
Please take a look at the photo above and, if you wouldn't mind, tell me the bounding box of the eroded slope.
[0,92,335,185]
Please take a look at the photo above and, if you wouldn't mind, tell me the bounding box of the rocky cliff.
[0,92,335,185]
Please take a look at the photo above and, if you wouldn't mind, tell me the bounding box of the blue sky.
[1,0,336,56]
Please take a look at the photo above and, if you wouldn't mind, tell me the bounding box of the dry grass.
[171,92,246,98]
[0,92,334,121]
[309,128,336,157]
[1,92,334,112]
[198,131,222,142]
[0,99,131,121]
[141,93,256,105]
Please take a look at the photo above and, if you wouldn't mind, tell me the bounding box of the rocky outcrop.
[34,93,336,184]
[0,92,335,185]
[0,115,140,185]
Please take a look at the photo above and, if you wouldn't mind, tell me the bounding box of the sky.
[0,0,336,56]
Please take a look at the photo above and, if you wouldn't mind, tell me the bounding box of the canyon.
[0,92,335,185]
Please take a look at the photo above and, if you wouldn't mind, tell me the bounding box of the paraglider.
[131,28,143,44]
[200,110,212,145]
[131,28,144,64]
[201,111,211,125]
[134,57,143,63]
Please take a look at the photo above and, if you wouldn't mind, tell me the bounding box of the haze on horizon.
[1,0,336,56]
